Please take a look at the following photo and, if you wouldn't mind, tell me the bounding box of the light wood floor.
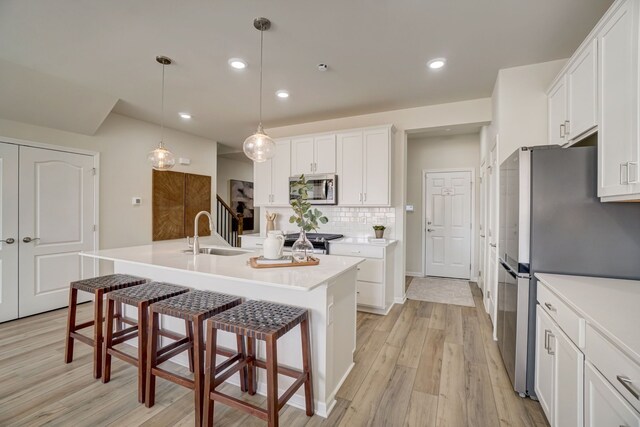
[0,281,548,426]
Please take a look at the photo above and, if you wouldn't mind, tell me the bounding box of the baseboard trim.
[394,296,407,304]
[405,271,423,277]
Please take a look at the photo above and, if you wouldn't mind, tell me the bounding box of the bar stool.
[64,274,147,379]
[145,290,246,426]
[102,282,189,403]
[202,300,313,427]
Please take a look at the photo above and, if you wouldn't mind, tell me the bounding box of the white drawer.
[537,282,585,348]
[585,361,640,427]
[357,259,384,283]
[330,244,384,259]
[240,236,265,249]
[585,324,640,413]
[356,281,384,308]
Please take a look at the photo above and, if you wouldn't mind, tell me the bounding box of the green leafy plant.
[373,225,386,231]
[289,175,329,232]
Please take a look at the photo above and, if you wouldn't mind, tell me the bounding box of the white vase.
[263,230,285,259]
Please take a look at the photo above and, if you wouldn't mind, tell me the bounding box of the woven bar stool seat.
[102,282,189,403]
[203,300,313,427]
[146,290,245,426]
[64,274,147,379]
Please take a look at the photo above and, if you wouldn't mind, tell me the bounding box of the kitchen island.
[81,239,363,418]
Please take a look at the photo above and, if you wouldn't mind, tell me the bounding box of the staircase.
[216,195,243,247]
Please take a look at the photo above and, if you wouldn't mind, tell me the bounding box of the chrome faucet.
[191,210,214,255]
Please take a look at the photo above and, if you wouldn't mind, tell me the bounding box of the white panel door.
[18,146,96,317]
[548,76,568,146]
[291,137,314,176]
[253,157,272,206]
[585,361,640,427]
[337,131,364,205]
[598,0,636,198]
[566,38,598,141]
[535,305,555,423]
[313,134,336,174]
[271,139,292,205]
[363,128,390,206]
[552,321,584,427]
[425,171,472,279]
[0,143,19,322]
[487,142,499,325]
[478,163,486,293]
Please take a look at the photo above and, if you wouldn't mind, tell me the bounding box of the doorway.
[424,169,473,280]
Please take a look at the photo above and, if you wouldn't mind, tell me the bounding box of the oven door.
[289,174,337,205]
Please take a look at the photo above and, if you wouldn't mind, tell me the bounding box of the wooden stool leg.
[115,301,123,332]
[236,335,248,392]
[102,298,115,383]
[138,301,149,404]
[203,322,218,427]
[145,310,160,408]
[186,319,195,373]
[266,335,279,427]
[247,337,257,395]
[193,316,204,426]
[300,318,314,416]
[93,289,104,379]
[64,287,78,364]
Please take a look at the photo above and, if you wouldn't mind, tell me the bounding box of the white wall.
[487,59,567,163]
[266,98,492,303]
[405,133,481,277]
[217,156,259,232]
[0,112,218,250]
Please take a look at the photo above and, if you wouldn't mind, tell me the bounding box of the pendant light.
[243,18,276,163]
[148,56,176,170]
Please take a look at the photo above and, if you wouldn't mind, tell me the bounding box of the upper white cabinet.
[567,39,598,140]
[291,134,336,175]
[548,77,568,146]
[254,139,291,206]
[337,126,394,206]
[598,0,640,201]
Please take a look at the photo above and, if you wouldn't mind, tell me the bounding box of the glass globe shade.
[243,126,276,162]
[148,143,176,170]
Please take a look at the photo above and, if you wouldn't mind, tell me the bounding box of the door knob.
[23,237,40,243]
[0,238,15,244]
[427,229,435,232]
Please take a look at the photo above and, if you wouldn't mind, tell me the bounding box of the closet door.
[0,143,19,322]
[18,146,96,317]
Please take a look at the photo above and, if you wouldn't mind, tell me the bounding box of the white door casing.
[0,143,19,322]
[487,141,499,329]
[424,170,472,280]
[18,146,96,317]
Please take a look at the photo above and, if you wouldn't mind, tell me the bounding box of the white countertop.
[81,239,363,292]
[330,237,397,247]
[536,273,640,365]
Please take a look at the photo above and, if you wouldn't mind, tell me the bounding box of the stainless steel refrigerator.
[497,144,640,397]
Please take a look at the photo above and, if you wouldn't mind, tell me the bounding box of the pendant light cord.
[160,62,166,146]
[258,25,264,128]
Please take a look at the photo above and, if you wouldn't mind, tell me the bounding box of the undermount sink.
[182,247,250,256]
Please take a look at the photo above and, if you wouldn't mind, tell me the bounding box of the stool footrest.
[210,390,268,421]
[74,319,95,331]
[253,358,304,379]
[278,373,307,411]
[107,347,138,366]
[214,355,247,387]
[69,331,94,346]
[158,328,183,341]
[112,328,139,346]
[151,366,195,390]
[112,325,138,339]
[157,339,191,365]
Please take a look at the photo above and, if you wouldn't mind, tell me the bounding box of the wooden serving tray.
[248,256,320,269]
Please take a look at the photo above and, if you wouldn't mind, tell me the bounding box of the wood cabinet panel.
[185,173,211,237]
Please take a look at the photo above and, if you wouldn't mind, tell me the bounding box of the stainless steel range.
[283,233,343,254]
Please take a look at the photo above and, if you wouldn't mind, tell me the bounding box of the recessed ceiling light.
[179,112,192,119]
[276,90,289,99]
[427,58,446,70]
[228,58,247,70]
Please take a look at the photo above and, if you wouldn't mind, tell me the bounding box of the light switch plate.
[406,204,414,212]
[132,197,142,206]
[178,157,191,165]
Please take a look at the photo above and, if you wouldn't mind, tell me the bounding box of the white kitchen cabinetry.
[337,125,393,207]
[548,77,568,146]
[585,361,640,427]
[535,273,640,427]
[329,240,396,314]
[291,134,336,175]
[254,139,291,206]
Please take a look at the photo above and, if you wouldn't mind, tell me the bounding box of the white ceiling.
[0,0,613,146]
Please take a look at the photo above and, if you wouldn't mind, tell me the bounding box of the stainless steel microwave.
[289,174,337,205]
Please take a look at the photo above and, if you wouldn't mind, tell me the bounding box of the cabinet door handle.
[629,162,638,184]
[0,238,15,244]
[547,333,555,355]
[544,302,556,312]
[617,375,640,400]
[363,193,367,202]
[23,237,40,243]
[310,163,314,172]
[544,329,551,350]
[620,163,629,185]
[560,123,566,139]
[359,193,362,202]
[564,120,570,136]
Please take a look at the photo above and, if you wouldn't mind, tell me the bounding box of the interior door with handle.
[18,146,96,317]
[0,143,19,322]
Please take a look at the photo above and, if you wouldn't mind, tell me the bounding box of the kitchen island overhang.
[81,241,364,418]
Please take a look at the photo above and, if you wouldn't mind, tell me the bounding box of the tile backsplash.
[259,206,396,238]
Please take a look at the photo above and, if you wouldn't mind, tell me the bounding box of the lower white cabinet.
[585,361,640,427]
[329,240,396,314]
[535,305,555,421]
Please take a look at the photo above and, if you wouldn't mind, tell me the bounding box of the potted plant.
[373,225,386,239]
[289,175,328,261]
